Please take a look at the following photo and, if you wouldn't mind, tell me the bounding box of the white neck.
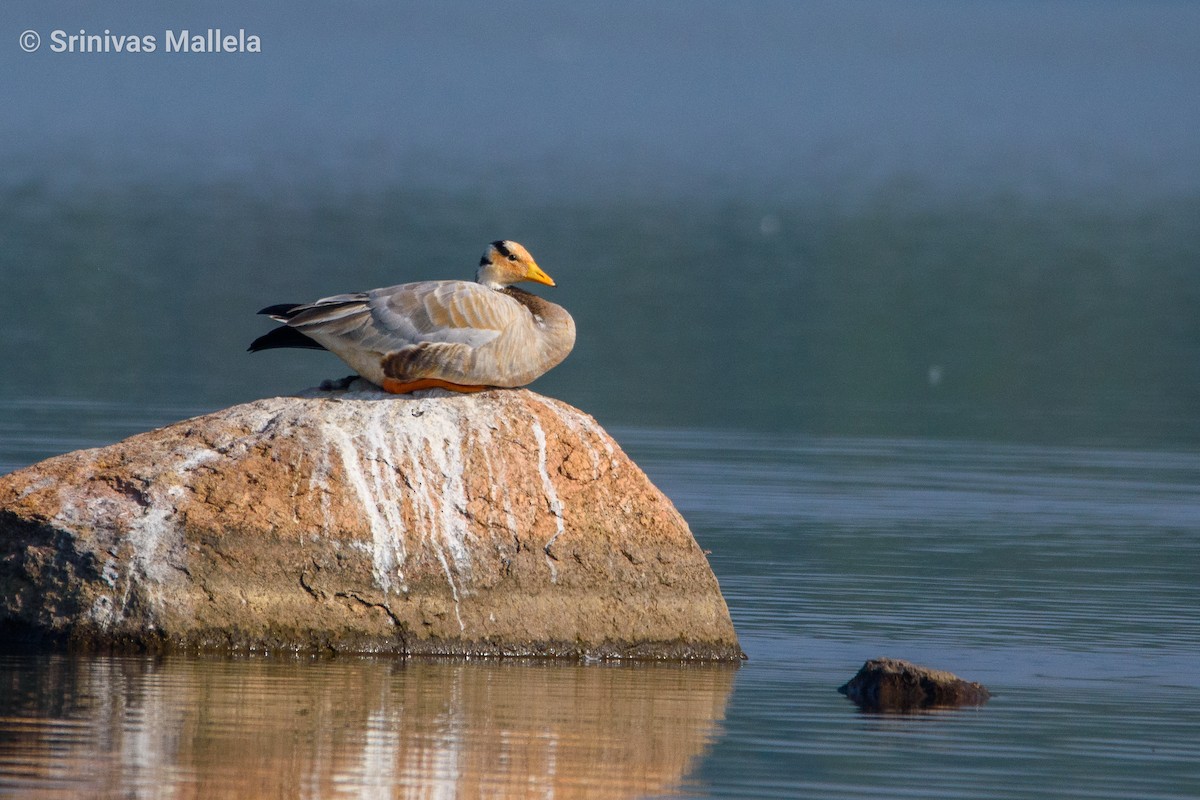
[476,263,512,290]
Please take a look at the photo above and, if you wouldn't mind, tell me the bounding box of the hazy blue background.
[2,0,1199,444]
[3,5,1200,798]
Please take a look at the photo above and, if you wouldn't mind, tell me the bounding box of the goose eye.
[507,254,519,262]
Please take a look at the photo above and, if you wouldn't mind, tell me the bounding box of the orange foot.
[381,377,490,395]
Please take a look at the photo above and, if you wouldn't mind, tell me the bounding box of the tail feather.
[251,294,370,352]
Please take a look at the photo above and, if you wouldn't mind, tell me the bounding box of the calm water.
[2,411,1198,798]
[3,1,1200,795]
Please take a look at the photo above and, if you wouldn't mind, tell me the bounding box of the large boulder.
[0,385,742,659]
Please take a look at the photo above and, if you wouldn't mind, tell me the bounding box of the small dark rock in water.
[838,658,990,711]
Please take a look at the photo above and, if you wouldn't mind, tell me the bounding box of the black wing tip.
[247,331,276,352]
[248,326,327,353]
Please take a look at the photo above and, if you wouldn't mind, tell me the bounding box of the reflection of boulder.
[0,654,737,798]
[0,386,741,659]
[838,658,991,711]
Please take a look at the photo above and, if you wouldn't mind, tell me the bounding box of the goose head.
[477,240,556,290]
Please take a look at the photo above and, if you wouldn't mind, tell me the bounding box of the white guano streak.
[67,446,220,628]
[529,394,618,477]
[325,421,408,594]
[530,420,565,583]
[322,400,477,631]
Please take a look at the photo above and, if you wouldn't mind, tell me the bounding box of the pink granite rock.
[0,384,741,659]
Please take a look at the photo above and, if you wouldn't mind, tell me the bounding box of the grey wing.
[278,281,528,385]
[366,281,524,350]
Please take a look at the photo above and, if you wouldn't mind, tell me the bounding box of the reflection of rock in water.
[0,654,737,798]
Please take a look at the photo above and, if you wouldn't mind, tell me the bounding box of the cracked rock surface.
[0,385,742,659]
